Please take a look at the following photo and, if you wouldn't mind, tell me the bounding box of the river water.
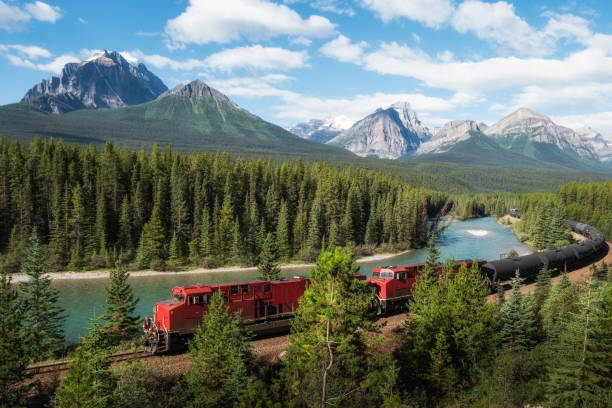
[53,216,531,343]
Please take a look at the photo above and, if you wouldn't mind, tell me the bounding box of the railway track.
[25,349,155,376]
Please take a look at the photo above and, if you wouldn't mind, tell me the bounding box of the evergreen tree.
[546,281,612,407]
[276,200,291,261]
[168,230,182,267]
[535,267,552,308]
[282,246,398,407]
[422,232,440,282]
[140,205,166,267]
[102,262,140,344]
[198,204,213,258]
[258,233,281,281]
[0,270,29,408]
[500,271,538,349]
[19,229,65,359]
[216,193,234,255]
[69,184,87,268]
[56,318,114,408]
[184,291,250,408]
[117,195,132,253]
[306,199,322,251]
[397,261,500,398]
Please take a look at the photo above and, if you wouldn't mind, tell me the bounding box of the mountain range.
[0,50,610,172]
[289,104,612,171]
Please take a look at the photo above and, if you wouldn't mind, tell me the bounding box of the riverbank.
[9,249,413,283]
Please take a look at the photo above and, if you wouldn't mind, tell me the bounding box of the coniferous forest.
[0,137,446,273]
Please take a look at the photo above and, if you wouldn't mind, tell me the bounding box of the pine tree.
[258,233,281,281]
[282,246,397,407]
[0,270,29,407]
[69,184,87,268]
[141,205,166,267]
[535,267,552,308]
[216,193,234,255]
[199,204,213,258]
[19,229,65,360]
[184,291,250,408]
[56,318,114,408]
[117,195,132,253]
[168,230,182,267]
[102,262,140,344]
[500,272,537,348]
[546,281,612,407]
[276,200,291,261]
[422,232,441,282]
[306,199,322,251]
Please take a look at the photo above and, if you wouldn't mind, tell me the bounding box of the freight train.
[143,214,606,354]
[481,211,606,283]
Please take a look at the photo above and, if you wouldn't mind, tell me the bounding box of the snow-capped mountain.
[326,102,432,159]
[22,50,167,114]
[287,116,353,143]
[576,126,612,165]
[484,108,597,160]
[417,120,481,154]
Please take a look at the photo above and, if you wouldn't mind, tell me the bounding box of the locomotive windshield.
[381,272,394,279]
[172,294,185,304]
[372,271,380,278]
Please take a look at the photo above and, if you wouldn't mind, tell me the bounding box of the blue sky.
[2,0,612,133]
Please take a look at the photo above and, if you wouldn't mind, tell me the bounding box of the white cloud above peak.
[362,0,454,28]
[0,1,61,30]
[165,0,336,46]
[320,35,367,64]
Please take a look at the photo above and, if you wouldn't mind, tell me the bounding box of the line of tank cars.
[143,212,606,354]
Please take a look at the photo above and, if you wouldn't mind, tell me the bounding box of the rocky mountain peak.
[417,120,480,154]
[287,115,353,144]
[21,50,167,114]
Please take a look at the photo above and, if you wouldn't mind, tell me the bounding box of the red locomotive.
[143,260,485,354]
[143,277,309,354]
[369,260,487,314]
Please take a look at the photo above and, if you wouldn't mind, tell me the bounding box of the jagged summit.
[162,80,228,101]
[22,50,167,114]
[327,102,432,159]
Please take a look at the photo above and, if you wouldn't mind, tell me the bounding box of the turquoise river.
[53,216,531,343]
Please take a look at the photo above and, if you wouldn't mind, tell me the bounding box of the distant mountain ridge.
[22,50,167,114]
[291,105,610,171]
[326,102,432,159]
[286,116,353,143]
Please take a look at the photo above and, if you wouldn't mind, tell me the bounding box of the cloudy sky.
[1,0,612,132]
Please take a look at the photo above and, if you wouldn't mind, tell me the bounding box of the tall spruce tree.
[102,262,140,344]
[276,200,291,261]
[546,281,612,407]
[56,318,114,408]
[184,291,250,408]
[535,267,552,308]
[19,229,65,360]
[0,270,29,407]
[282,246,398,408]
[258,233,281,281]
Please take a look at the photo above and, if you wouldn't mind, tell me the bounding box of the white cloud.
[0,44,51,59]
[0,1,61,30]
[122,46,308,73]
[165,0,336,46]
[0,1,30,29]
[320,34,367,63]
[554,112,612,134]
[452,0,552,55]
[78,17,87,24]
[5,53,78,73]
[361,43,612,94]
[203,45,309,72]
[209,74,454,125]
[24,1,61,22]
[290,36,312,46]
[361,0,454,28]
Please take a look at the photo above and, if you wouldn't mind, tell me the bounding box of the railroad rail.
[25,349,154,376]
